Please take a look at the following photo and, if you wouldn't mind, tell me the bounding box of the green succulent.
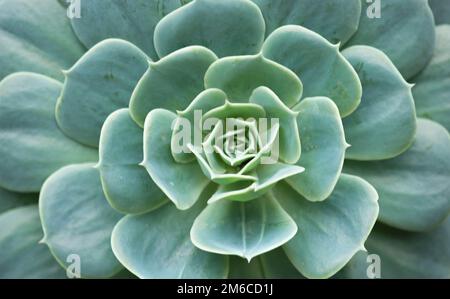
[0,0,449,279]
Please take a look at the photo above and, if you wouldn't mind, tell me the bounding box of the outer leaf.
[0,0,85,81]
[412,25,450,131]
[252,0,361,44]
[345,0,435,79]
[366,219,450,278]
[0,186,36,214]
[40,164,123,278]
[342,46,416,161]
[332,250,370,279]
[262,25,361,116]
[205,54,303,107]
[111,185,229,279]
[228,257,264,279]
[154,0,265,58]
[70,0,183,60]
[0,73,97,193]
[56,39,149,147]
[143,109,209,210]
[274,174,379,278]
[130,46,217,127]
[429,0,450,25]
[344,119,450,232]
[191,194,298,261]
[287,97,347,202]
[99,109,166,214]
[0,205,66,279]
[258,248,305,279]
[249,86,301,163]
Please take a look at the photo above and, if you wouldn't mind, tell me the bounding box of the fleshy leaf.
[345,0,435,79]
[252,0,361,44]
[249,87,301,163]
[191,193,298,261]
[0,73,98,193]
[0,206,66,278]
[0,186,36,214]
[365,219,450,278]
[154,0,265,58]
[274,174,379,278]
[344,119,450,232]
[70,0,184,60]
[56,39,149,147]
[412,25,450,131]
[262,25,361,116]
[98,109,167,214]
[0,0,85,81]
[429,0,450,25]
[259,248,305,279]
[342,46,416,161]
[143,109,209,210]
[287,97,347,202]
[205,54,302,107]
[332,250,370,279]
[111,185,229,279]
[203,101,266,121]
[228,257,264,279]
[40,164,124,278]
[130,46,217,127]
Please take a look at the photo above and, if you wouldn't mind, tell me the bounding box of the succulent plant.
[0,0,449,279]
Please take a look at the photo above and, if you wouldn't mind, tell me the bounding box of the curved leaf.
[112,185,229,279]
[154,0,265,58]
[344,119,450,232]
[0,73,97,193]
[366,219,450,278]
[345,0,435,79]
[252,0,361,44]
[258,248,305,279]
[342,46,416,161]
[56,39,149,147]
[0,205,66,278]
[191,193,298,261]
[130,46,217,127]
[287,97,347,202]
[205,54,303,107]
[0,187,36,214]
[412,25,450,131]
[143,109,209,210]
[40,164,123,278]
[274,174,379,278]
[0,0,85,81]
[70,0,183,60]
[99,109,166,214]
[429,0,450,25]
[262,25,361,116]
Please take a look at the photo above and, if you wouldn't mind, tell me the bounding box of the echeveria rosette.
[0,0,449,279]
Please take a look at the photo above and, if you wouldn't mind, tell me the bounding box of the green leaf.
[262,25,361,116]
[429,0,450,25]
[143,109,209,210]
[56,39,149,147]
[332,250,370,279]
[0,186,36,214]
[191,193,298,261]
[345,0,435,79]
[205,54,303,107]
[287,97,347,202]
[228,256,264,279]
[98,109,167,214]
[0,73,98,193]
[259,248,305,279]
[342,46,416,161]
[252,0,361,44]
[0,0,85,81]
[40,164,124,278]
[70,0,184,60]
[154,0,265,58]
[366,219,450,278]
[274,174,379,278]
[344,119,450,232]
[249,86,301,163]
[0,205,66,279]
[111,185,229,279]
[130,46,217,127]
[412,25,450,131]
